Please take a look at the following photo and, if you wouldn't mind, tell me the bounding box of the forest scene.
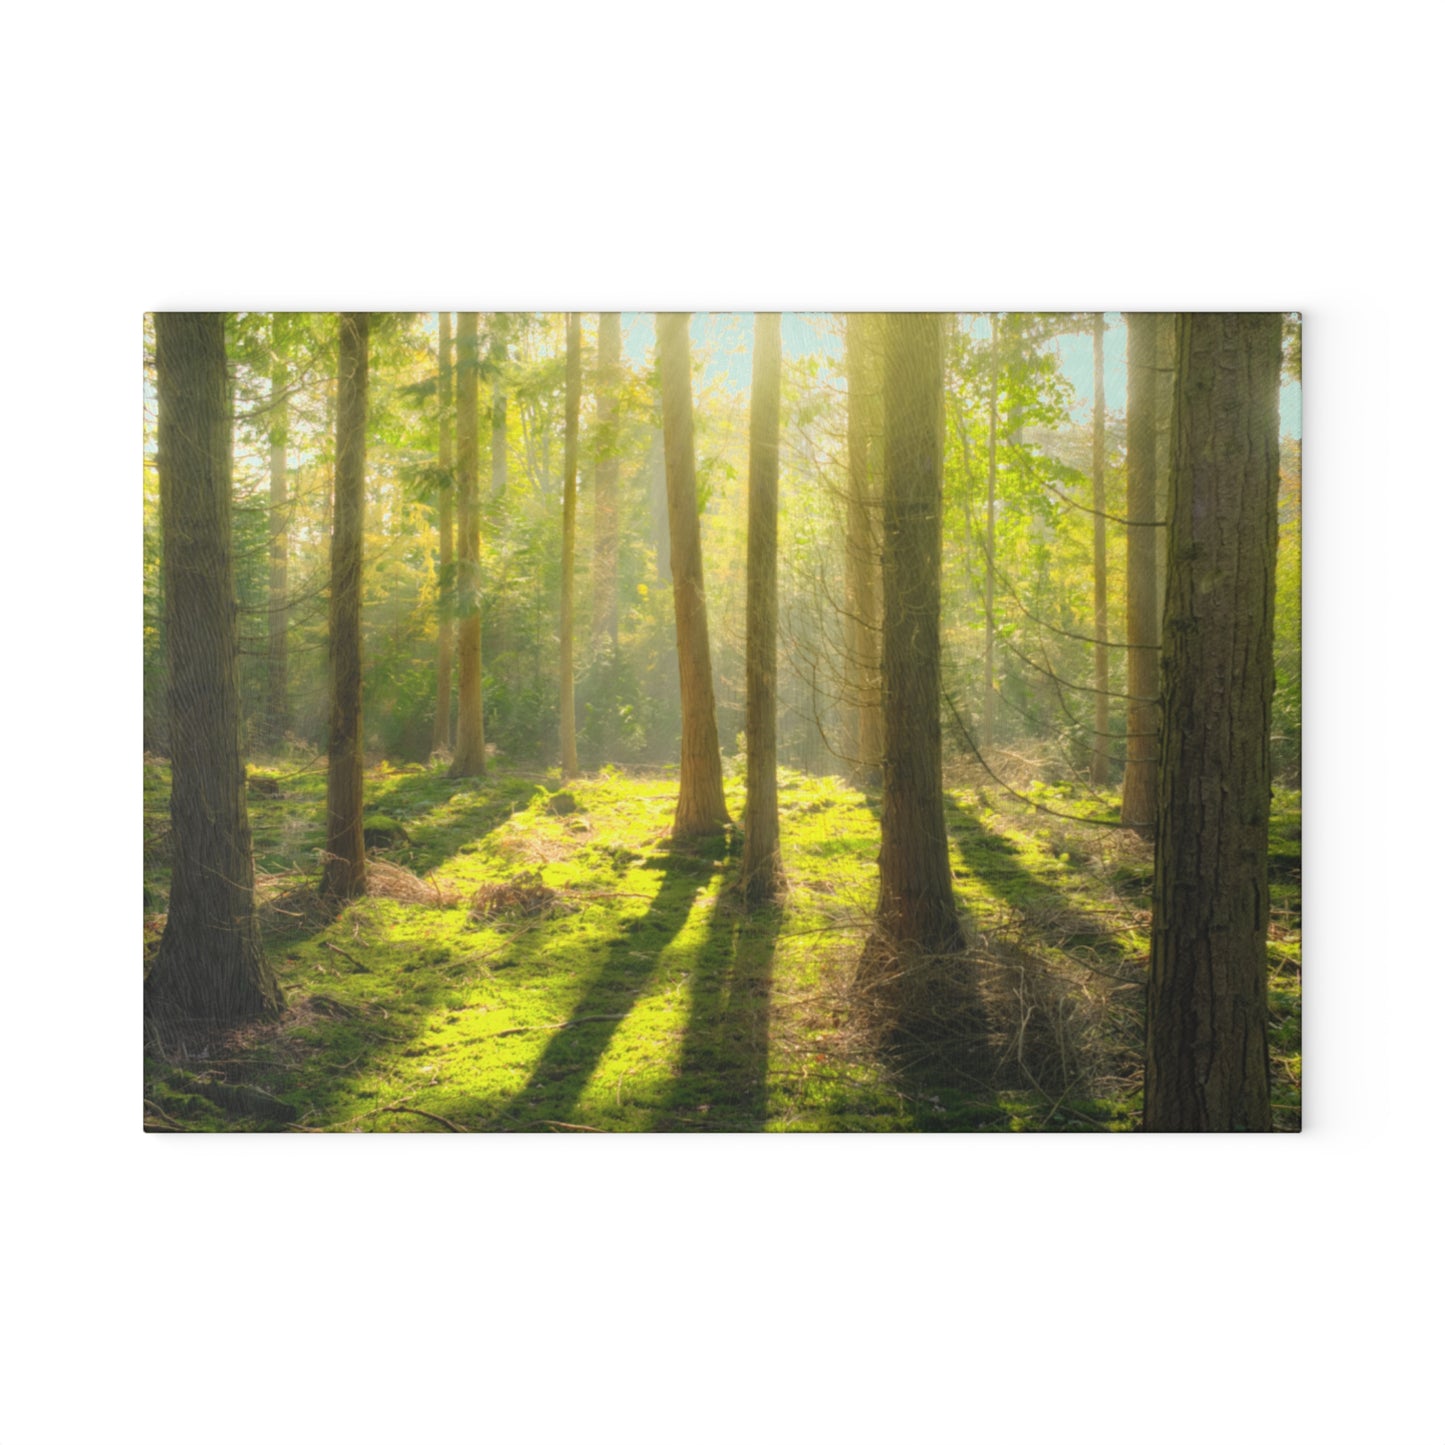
[142,310,1302,1134]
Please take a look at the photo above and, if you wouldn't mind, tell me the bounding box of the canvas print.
[142,312,1302,1133]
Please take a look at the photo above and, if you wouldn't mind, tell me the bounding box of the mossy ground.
[142,759,1302,1132]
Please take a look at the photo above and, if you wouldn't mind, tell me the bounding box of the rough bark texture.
[844,314,883,784]
[451,312,487,776]
[490,316,508,500]
[146,313,282,1032]
[868,313,962,956]
[1091,313,1110,786]
[592,312,622,649]
[1144,312,1281,1133]
[432,311,455,755]
[265,348,289,746]
[1121,312,1160,829]
[740,313,784,902]
[560,312,580,778]
[656,313,730,838]
[322,313,369,902]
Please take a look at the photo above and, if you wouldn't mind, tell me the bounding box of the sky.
[617,311,1303,441]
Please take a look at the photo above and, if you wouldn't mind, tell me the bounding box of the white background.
[2,3,1439,1442]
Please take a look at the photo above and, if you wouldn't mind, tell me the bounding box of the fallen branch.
[381,1104,468,1133]
[325,941,370,973]
[492,1013,628,1039]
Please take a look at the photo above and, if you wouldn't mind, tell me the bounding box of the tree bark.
[146,312,282,1032]
[560,312,581,778]
[451,312,487,776]
[592,312,622,650]
[868,313,962,957]
[321,312,369,902]
[432,311,455,755]
[1154,312,1178,635]
[265,335,289,747]
[1121,312,1160,829]
[1144,312,1282,1132]
[740,313,784,902]
[656,313,730,838]
[844,314,883,785]
[1091,313,1110,787]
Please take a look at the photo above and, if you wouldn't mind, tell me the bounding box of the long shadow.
[656,881,782,1131]
[942,793,1136,970]
[363,772,542,874]
[489,850,715,1128]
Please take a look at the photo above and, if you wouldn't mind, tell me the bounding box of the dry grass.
[468,870,568,922]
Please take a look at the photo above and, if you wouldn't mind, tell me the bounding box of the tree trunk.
[867,312,962,958]
[146,312,282,1032]
[592,312,622,650]
[1144,311,1282,1132]
[1121,312,1160,829]
[560,312,581,778]
[432,311,455,755]
[984,317,999,751]
[740,313,784,902]
[321,312,369,902]
[844,314,883,785]
[265,341,289,747]
[451,312,487,776]
[1154,312,1177,635]
[1090,313,1110,786]
[656,313,730,838]
[490,315,508,500]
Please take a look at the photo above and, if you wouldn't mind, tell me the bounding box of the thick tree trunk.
[560,313,580,778]
[146,312,282,1032]
[1121,312,1160,829]
[1145,312,1282,1132]
[451,312,487,776]
[868,313,962,957]
[844,314,883,785]
[656,313,730,838]
[265,346,289,747]
[322,313,369,902]
[1090,313,1110,787]
[490,315,508,500]
[592,312,622,650]
[432,311,455,755]
[740,313,784,903]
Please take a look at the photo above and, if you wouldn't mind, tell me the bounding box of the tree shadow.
[655,883,782,1131]
[488,850,714,1128]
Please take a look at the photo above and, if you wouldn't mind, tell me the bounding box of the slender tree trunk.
[490,315,508,500]
[266,345,289,747]
[592,312,622,650]
[560,312,581,778]
[1090,313,1110,786]
[432,311,455,755]
[1145,312,1282,1132]
[867,313,962,959]
[146,312,282,1032]
[1154,312,1178,634]
[322,313,369,902]
[844,314,883,785]
[741,313,784,902]
[1121,313,1160,829]
[984,318,999,751]
[451,312,487,776]
[656,313,730,838]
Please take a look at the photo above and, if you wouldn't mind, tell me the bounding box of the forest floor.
[142,757,1302,1132]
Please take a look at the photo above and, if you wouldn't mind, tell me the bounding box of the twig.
[325,941,370,973]
[381,1104,468,1133]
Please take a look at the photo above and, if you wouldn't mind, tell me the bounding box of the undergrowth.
[141,758,1302,1132]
